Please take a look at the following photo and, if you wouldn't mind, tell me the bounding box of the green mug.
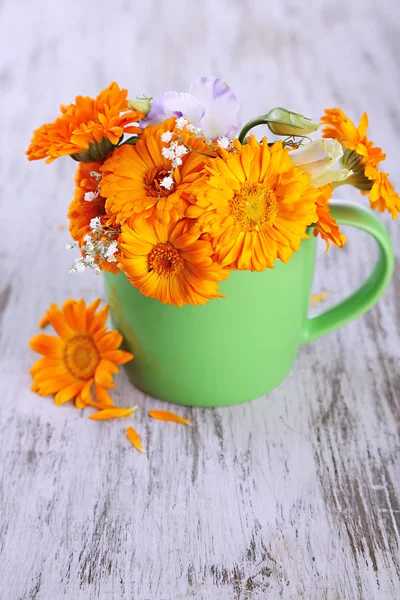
[103,201,394,407]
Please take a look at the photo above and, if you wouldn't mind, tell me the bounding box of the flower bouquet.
[27,77,396,407]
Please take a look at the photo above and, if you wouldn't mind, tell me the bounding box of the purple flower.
[140,77,240,139]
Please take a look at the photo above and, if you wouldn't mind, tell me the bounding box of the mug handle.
[302,201,395,344]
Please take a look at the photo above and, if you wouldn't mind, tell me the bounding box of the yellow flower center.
[63,335,100,380]
[230,182,277,232]
[145,167,174,197]
[147,242,184,277]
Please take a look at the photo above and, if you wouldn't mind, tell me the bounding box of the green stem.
[238,116,270,144]
[332,180,349,189]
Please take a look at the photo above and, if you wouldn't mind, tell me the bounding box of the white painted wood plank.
[0,0,399,598]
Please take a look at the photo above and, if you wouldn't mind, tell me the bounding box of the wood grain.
[0,0,399,598]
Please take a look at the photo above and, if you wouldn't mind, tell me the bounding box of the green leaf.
[70,137,118,163]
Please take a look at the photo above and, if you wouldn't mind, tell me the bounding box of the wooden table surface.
[1,0,399,598]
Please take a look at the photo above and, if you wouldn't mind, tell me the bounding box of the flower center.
[63,335,100,380]
[147,242,184,278]
[145,167,174,197]
[230,182,277,232]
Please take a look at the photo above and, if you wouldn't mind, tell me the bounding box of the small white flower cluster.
[84,190,99,202]
[186,124,203,135]
[67,218,120,275]
[159,123,190,190]
[161,129,188,177]
[216,136,234,151]
[84,171,102,201]
[158,118,236,192]
[159,117,208,190]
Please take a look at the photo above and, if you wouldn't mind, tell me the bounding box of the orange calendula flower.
[100,117,215,225]
[126,426,146,453]
[321,108,400,219]
[149,410,192,426]
[89,406,137,420]
[118,218,229,306]
[30,299,133,409]
[313,184,346,250]
[27,82,143,163]
[67,162,119,273]
[187,136,319,270]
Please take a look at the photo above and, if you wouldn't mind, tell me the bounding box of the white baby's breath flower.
[105,241,118,263]
[84,191,99,202]
[187,124,202,134]
[175,144,188,157]
[90,171,101,181]
[176,117,188,129]
[89,217,102,233]
[172,157,182,168]
[217,136,230,149]
[93,266,101,275]
[74,259,87,273]
[83,243,94,255]
[65,243,76,250]
[161,131,173,143]
[160,175,174,190]
[95,241,107,259]
[84,255,95,265]
[162,146,176,160]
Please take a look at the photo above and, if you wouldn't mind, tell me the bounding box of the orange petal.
[93,329,122,351]
[310,292,328,307]
[89,305,109,334]
[86,298,102,325]
[29,334,64,357]
[94,361,117,387]
[80,379,94,405]
[54,382,84,406]
[30,357,62,374]
[95,384,115,408]
[38,314,50,329]
[47,303,75,339]
[101,350,134,365]
[75,393,86,409]
[148,410,192,426]
[30,364,69,381]
[89,406,138,420]
[32,375,75,396]
[62,299,78,330]
[72,299,88,333]
[126,426,146,453]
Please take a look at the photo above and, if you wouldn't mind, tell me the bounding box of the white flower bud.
[289,139,352,186]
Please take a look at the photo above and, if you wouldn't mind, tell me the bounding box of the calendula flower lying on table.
[27,78,400,307]
[29,303,192,453]
[30,298,134,411]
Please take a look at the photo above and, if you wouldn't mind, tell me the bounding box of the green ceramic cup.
[103,201,394,407]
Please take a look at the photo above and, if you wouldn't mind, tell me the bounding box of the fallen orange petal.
[126,426,145,453]
[310,292,328,307]
[149,410,192,426]
[89,406,138,420]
